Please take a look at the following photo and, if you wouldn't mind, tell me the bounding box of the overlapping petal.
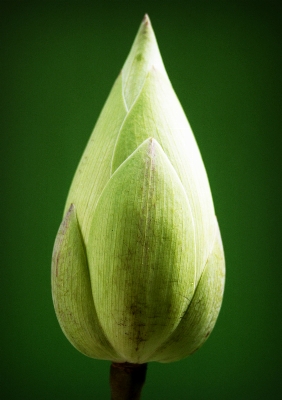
[52,205,122,361]
[112,67,215,285]
[88,138,196,363]
[149,219,225,362]
[64,75,127,243]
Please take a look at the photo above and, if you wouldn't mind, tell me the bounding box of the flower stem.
[110,362,148,400]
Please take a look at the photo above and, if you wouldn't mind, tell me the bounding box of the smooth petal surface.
[149,219,225,362]
[52,205,122,361]
[88,138,196,363]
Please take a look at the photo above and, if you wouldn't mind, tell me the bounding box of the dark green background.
[1,1,281,399]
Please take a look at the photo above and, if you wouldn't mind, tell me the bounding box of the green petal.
[122,14,168,110]
[51,204,123,361]
[88,138,196,363]
[112,67,215,285]
[149,219,225,362]
[64,73,127,243]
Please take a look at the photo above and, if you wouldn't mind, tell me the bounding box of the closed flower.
[52,15,225,366]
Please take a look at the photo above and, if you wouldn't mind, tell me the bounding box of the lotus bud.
[52,14,225,367]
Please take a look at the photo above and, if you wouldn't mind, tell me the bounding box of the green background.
[2,1,281,399]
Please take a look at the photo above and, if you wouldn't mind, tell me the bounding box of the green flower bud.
[52,15,225,364]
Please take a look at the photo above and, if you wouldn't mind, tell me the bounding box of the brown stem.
[110,362,148,400]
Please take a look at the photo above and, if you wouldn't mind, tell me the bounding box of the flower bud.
[52,15,225,364]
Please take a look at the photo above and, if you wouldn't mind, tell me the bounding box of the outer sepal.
[51,204,122,361]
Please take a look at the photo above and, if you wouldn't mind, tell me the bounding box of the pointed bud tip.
[142,14,151,26]
[139,14,152,36]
